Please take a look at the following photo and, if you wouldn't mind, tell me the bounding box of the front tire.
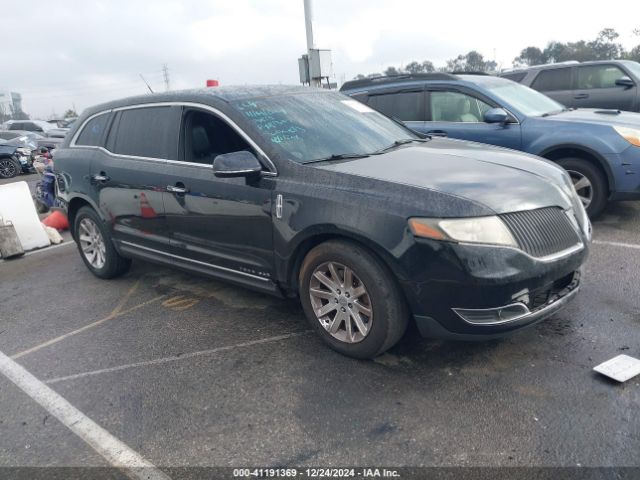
[0,158,20,179]
[74,206,131,279]
[299,240,409,359]
[556,158,607,218]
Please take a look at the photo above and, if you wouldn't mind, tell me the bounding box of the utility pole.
[303,0,320,87]
[162,63,171,91]
[299,0,331,88]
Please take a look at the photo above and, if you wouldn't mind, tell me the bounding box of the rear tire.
[556,157,607,218]
[74,206,131,279]
[299,239,409,359]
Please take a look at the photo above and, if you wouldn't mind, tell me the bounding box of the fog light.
[453,303,530,325]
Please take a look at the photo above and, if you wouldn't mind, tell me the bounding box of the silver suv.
[500,60,640,112]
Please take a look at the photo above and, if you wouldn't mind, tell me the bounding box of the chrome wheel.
[567,169,593,209]
[309,261,373,344]
[78,218,106,269]
[0,159,17,178]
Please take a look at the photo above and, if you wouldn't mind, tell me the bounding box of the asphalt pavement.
[0,176,638,478]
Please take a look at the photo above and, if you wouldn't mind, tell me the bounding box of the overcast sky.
[3,0,639,118]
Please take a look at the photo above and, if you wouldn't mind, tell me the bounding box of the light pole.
[299,0,332,88]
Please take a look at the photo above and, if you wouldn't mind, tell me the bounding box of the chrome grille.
[500,207,581,258]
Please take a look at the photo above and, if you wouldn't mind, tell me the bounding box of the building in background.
[0,91,26,121]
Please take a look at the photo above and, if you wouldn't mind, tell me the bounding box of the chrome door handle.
[166,185,189,194]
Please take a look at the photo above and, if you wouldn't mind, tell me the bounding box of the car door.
[574,64,637,111]
[87,105,180,255]
[365,87,426,132]
[421,88,522,150]
[164,106,275,288]
[530,67,576,107]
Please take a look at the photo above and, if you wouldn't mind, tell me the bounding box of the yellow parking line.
[12,280,166,360]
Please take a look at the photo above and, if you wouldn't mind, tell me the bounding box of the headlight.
[16,147,31,156]
[613,126,640,147]
[408,216,518,247]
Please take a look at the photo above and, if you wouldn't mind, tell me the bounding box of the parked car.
[6,119,55,134]
[0,133,35,175]
[0,130,44,150]
[54,87,590,358]
[341,73,640,217]
[36,135,64,150]
[0,144,23,179]
[499,60,640,112]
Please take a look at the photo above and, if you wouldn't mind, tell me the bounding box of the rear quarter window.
[75,113,110,147]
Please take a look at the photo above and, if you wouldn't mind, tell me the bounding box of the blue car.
[341,73,640,217]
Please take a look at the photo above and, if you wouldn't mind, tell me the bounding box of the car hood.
[543,108,640,128]
[316,138,575,215]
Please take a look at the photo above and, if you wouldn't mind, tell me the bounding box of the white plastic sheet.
[0,181,50,251]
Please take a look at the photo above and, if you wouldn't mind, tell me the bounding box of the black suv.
[55,86,590,358]
[500,60,640,112]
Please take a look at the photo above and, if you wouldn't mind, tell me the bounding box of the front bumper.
[414,271,581,340]
[398,237,588,339]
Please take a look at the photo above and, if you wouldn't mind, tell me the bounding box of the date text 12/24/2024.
[233,468,400,478]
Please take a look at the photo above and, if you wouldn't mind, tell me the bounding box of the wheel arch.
[282,226,408,298]
[538,144,614,193]
[66,195,105,240]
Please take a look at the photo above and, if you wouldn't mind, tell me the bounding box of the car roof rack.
[450,71,491,76]
[341,73,459,91]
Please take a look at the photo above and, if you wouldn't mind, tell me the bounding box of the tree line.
[353,28,640,80]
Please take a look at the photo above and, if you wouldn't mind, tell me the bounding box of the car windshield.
[623,61,640,80]
[231,91,420,163]
[485,81,565,117]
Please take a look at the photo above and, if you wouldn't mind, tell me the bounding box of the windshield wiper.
[373,138,430,154]
[302,153,370,165]
[541,108,570,117]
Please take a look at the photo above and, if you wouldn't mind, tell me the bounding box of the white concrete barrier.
[0,181,50,251]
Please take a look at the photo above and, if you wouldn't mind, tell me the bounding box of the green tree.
[405,60,435,74]
[383,66,400,76]
[446,51,496,72]
[513,46,546,67]
[63,109,78,118]
[587,28,624,60]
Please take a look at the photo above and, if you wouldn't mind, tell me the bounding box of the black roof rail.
[450,71,491,76]
[340,73,459,91]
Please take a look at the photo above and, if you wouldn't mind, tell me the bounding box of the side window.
[76,113,110,147]
[182,110,251,165]
[430,91,492,123]
[501,72,527,83]
[9,122,23,130]
[577,65,627,89]
[110,107,172,159]
[531,68,572,91]
[368,91,423,121]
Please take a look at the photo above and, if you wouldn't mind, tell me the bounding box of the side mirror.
[484,107,510,124]
[615,76,635,89]
[213,151,263,178]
